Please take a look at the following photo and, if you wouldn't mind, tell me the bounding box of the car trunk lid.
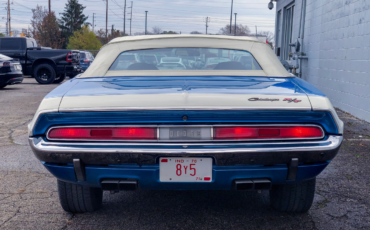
[58,76,312,111]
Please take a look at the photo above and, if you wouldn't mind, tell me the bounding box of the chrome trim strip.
[58,107,312,112]
[46,124,325,142]
[29,135,343,154]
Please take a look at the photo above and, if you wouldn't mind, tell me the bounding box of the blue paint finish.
[32,110,339,136]
[44,78,80,98]
[43,162,329,189]
[52,76,308,97]
[290,77,326,97]
[45,76,326,99]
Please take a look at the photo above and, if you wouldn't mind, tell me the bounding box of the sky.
[0,0,276,35]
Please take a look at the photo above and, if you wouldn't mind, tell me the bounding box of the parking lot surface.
[0,78,369,230]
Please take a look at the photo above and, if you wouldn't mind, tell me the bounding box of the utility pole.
[234,13,237,36]
[48,0,51,13]
[123,0,126,36]
[106,0,108,39]
[112,24,114,35]
[205,17,210,34]
[7,0,11,36]
[145,11,148,35]
[92,13,95,33]
[255,25,258,38]
[127,1,133,36]
[229,0,233,34]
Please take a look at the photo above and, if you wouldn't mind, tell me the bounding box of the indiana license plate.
[159,157,212,182]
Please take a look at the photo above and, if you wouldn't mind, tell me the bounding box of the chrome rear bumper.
[29,135,342,166]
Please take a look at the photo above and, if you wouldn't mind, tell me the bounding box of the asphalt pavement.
[0,78,369,230]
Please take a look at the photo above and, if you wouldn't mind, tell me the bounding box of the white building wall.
[276,0,370,122]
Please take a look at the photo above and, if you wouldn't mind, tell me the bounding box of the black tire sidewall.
[57,180,103,213]
[34,64,56,84]
[0,84,7,89]
[53,74,66,84]
[269,178,316,213]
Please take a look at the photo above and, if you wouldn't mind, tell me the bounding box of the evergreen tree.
[58,0,88,48]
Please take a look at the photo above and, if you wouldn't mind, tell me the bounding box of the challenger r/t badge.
[284,98,302,103]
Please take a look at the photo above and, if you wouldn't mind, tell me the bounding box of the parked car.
[204,57,231,69]
[0,37,82,84]
[139,54,158,65]
[79,51,95,71]
[110,53,140,70]
[29,35,343,213]
[0,54,23,89]
[157,57,186,70]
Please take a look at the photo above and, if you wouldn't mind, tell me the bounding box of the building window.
[275,10,282,56]
[282,3,295,60]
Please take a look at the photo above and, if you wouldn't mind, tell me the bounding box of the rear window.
[0,38,22,50]
[109,48,262,71]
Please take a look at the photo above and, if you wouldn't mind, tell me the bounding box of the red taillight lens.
[213,126,324,140]
[3,62,10,66]
[66,53,73,62]
[83,59,90,63]
[48,127,157,140]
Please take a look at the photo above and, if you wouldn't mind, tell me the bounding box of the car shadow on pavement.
[68,190,313,229]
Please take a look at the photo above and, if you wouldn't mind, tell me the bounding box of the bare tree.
[95,28,121,45]
[219,24,251,36]
[30,5,48,38]
[30,6,64,48]
[95,28,107,45]
[152,26,162,34]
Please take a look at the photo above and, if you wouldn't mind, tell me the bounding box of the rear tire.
[269,178,316,213]
[0,84,7,89]
[57,180,103,213]
[53,74,66,83]
[33,64,56,84]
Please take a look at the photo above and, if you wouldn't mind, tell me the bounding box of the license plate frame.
[158,126,212,141]
[159,157,212,182]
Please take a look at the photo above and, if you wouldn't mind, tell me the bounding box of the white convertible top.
[79,35,290,78]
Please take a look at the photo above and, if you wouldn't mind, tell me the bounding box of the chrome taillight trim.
[46,124,325,142]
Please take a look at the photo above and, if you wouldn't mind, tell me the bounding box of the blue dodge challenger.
[28,35,343,213]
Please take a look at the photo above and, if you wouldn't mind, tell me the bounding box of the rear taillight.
[213,126,324,140]
[3,62,10,66]
[83,59,90,63]
[66,53,73,62]
[48,127,157,140]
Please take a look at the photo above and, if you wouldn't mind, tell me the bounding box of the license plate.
[159,127,212,141]
[159,157,212,182]
[14,65,21,70]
